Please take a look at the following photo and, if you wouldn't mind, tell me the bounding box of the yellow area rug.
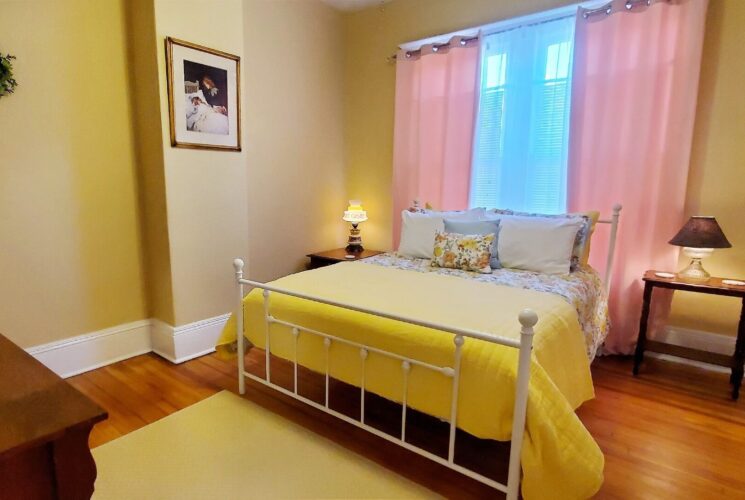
[92,391,439,499]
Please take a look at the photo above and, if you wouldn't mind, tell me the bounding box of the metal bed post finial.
[506,309,537,500]
[233,258,246,395]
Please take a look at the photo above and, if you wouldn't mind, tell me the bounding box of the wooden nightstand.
[306,248,384,270]
[633,270,745,400]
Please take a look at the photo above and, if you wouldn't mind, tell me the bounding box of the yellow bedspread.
[219,262,604,499]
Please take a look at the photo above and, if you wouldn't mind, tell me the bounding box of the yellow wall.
[150,0,346,323]
[669,0,745,335]
[125,0,175,325]
[243,0,347,282]
[153,0,251,326]
[344,0,745,338]
[0,0,148,347]
[1,0,346,348]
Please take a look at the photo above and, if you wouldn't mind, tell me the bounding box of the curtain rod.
[388,0,672,63]
[387,10,574,63]
[387,1,584,63]
[388,36,478,62]
[582,0,669,19]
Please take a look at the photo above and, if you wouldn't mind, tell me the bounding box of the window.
[470,16,575,214]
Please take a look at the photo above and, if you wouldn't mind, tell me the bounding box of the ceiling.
[320,0,391,12]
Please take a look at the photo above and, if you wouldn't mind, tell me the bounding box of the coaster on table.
[655,272,675,279]
[345,254,356,260]
[722,279,745,286]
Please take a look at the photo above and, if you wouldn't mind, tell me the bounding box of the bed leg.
[233,258,246,395]
[506,309,537,500]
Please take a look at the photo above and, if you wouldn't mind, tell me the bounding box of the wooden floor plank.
[68,351,745,499]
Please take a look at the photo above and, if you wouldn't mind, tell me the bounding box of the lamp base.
[346,223,363,253]
[677,247,714,282]
[677,257,711,282]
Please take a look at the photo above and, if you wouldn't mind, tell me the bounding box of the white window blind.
[470,16,575,214]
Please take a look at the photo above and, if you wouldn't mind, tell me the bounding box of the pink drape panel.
[392,41,480,248]
[568,0,709,354]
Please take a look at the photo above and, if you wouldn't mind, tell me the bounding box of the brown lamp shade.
[668,216,732,249]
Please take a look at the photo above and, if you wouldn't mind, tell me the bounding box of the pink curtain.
[568,0,709,354]
[392,38,480,248]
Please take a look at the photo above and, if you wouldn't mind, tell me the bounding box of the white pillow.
[497,216,583,275]
[398,208,484,258]
[424,208,485,219]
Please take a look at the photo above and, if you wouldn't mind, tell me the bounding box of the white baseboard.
[27,313,230,378]
[152,313,230,364]
[647,326,736,374]
[27,320,153,378]
[28,316,734,379]
[150,319,177,362]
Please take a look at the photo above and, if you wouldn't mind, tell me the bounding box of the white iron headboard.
[596,203,622,293]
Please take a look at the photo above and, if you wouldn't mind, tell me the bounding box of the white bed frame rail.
[230,203,621,499]
[233,258,536,499]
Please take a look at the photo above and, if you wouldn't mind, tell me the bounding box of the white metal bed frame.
[231,203,621,500]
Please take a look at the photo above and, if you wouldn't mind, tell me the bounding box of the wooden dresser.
[0,334,107,499]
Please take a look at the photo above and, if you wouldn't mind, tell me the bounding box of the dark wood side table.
[633,270,745,400]
[0,334,107,499]
[307,248,384,270]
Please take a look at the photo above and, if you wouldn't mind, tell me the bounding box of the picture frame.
[165,37,241,151]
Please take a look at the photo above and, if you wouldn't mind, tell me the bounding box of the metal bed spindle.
[359,348,368,423]
[324,338,331,407]
[292,327,299,394]
[400,360,410,441]
[448,335,464,463]
[263,289,271,383]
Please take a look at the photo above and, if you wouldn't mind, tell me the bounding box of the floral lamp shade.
[343,200,368,224]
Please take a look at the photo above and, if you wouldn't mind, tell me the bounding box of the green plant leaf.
[0,53,18,98]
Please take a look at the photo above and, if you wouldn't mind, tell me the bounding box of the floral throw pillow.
[431,231,494,274]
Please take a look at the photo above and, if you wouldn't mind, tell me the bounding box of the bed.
[220,205,621,500]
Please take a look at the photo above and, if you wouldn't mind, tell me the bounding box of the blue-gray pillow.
[443,219,501,269]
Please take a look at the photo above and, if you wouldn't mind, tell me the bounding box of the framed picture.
[165,37,241,151]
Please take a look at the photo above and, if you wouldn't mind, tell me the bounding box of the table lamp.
[669,216,731,282]
[343,200,368,253]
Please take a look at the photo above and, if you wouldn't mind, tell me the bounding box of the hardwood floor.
[69,351,745,499]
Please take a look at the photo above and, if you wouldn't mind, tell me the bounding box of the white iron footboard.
[232,258,537,500]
